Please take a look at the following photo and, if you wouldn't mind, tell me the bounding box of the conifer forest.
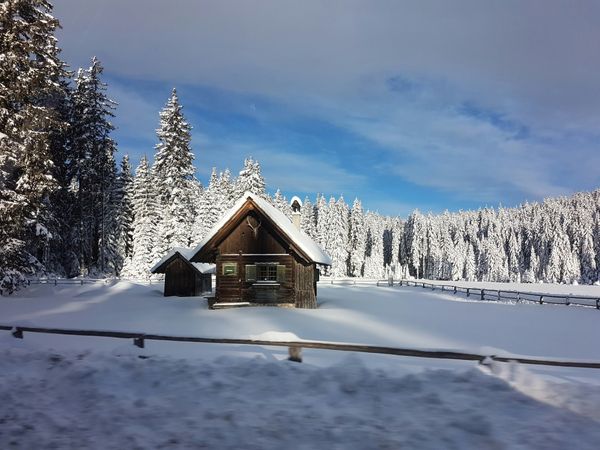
[2,0,600,294]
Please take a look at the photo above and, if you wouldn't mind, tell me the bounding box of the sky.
[52,0,600,217]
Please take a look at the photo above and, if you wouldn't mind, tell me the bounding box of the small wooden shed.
[151,249,215,297]
[152,193,331,308]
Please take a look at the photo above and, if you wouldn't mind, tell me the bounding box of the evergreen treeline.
[401,192,600,284]
[0,1,135,291]
[2,0,600,294]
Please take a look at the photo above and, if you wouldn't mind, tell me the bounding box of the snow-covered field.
[1,281,600,449]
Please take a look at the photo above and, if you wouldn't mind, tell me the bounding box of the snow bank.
[1,347,599,449]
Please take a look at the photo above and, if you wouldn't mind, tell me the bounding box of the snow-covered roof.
[191,262,216,274]
[191,192,332,265]
[151,247,215,274]
[289,196,302,208]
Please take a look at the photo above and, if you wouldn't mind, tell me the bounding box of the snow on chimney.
[290,196,302,231]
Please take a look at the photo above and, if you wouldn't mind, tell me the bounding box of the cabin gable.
[216,210,289,256]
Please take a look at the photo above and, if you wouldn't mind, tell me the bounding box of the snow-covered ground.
[2,282,599,361]
[1,281,600,448]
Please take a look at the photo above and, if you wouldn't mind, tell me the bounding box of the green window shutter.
[223,263,237,276]
[277,265,286,283]
[245,265,256,282]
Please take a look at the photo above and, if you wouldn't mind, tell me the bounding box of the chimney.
[290,196,302,231]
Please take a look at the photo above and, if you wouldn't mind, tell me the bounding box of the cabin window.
[257,263,277,281]
[222,262,237,276]
[248,263,287,282]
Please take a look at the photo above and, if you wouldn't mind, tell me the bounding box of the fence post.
[539,295,544,305]
[480,289,485,301]
[566,295,570,306]
[453,286,457,295]
[597,299,599,309]
[54,279,57,286]
[516,292,520,303]
[133,336,145,349]
[497,291,501,301]
[288,346,302,363]
[11,328,23,339]
[466,288,470,297]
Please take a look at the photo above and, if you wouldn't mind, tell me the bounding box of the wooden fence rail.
[321,278,600,310]
[25,277,600,309]
[25,277,163,286]
[1,324,599,369]
[395,279,600,309]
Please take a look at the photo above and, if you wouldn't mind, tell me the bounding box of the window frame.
[246,262,286,284]
[222,262,238,276]
[257,263,278,282]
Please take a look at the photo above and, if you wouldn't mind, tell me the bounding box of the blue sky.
[53,1,600,216]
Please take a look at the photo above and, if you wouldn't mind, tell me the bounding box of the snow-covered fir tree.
[328,196,350,277]
[69,58,118,276]
[0,0,67,292]
[46,76,76,276]
[191,168,220,245]
[235,157,266,198]
[151,89,199,255]
[363,212,385,278]
[115,155,134,270]
[121,156,158,278]
[271,189,292,218]
[300,196,317,241]
[218,169,236,209]
[315,194,329,249]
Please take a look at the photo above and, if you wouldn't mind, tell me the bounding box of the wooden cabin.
[151,249,215,296]
[153,193,331,308]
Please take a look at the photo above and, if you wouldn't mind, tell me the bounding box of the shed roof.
[191,192,332,265]
[151,248,216,274]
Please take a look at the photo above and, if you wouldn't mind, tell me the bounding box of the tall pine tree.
[0,0,67,292]
[122,156,158,278]
[70,58,118,275]
[152,88,197,255]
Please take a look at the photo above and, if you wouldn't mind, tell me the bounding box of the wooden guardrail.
[1,324,599,369]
